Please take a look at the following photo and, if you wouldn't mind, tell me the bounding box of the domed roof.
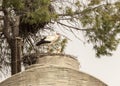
[0,54,107,86]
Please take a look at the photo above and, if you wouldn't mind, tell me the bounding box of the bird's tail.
[36,41,43,46]
[36,40,51,46]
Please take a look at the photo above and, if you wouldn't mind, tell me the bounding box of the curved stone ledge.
[0,65,107,86]
[0,54,107,86]
[23,53,80,71]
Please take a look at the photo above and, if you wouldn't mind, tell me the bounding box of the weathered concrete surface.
[27,54,80,71]
[0,54,107,86]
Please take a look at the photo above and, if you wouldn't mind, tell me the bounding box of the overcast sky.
[65,33,120,86]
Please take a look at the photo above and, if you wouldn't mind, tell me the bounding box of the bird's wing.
[41,37,47,41]
[45,36,56,41]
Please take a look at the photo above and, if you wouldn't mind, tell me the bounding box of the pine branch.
[57,21,93,31]
[57,3,112,17]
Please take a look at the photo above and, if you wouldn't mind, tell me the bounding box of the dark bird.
[36,33,60,46]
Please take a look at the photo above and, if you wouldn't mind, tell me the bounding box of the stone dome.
[25,53,80,71]
[0,54,107,86]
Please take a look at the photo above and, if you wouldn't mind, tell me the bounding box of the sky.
[64,33,120,86]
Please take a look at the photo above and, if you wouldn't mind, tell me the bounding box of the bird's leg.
[47,43,54,53]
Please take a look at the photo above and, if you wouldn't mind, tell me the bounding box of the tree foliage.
[82,1,120,57]
[53,0,120,57]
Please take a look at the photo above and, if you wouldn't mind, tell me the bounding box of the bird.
[36,33,60,46]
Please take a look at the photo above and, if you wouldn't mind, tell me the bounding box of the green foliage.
[88,0,102,6]
[3,0,56,28]
[18,0,57,37]
[21,0,54,24]
[60,38,68,52]
[3,0,24,10]
[65,7,74,16]
[80,8,94,26]
[80,2,120,57]
[75,1,81,7]
[19,0,120,57]
[22,8,51,24]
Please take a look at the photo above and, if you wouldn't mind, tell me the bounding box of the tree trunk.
[10,16,22,75]
[2,0,22,75]
[10,37,22,75]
